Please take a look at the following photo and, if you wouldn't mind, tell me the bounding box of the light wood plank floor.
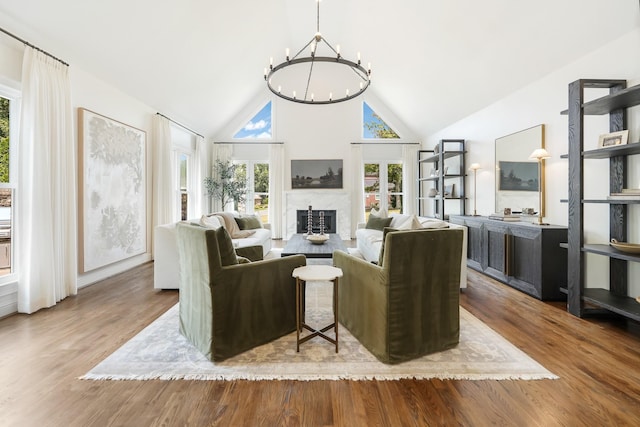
[1,256,640,426]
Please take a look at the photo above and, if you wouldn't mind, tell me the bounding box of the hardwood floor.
[1,257,640,426]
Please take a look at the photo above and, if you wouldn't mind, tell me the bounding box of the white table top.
[292,265,343,281]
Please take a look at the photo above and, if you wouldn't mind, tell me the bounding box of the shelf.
[418,151,466,163]
[560,83,640,115]
[418,174,464,182]
[582,288,640,322]
[583,143,640,159]
[560,143,640,159]
[582,244,640,262]
[583,198,640,204]
[562,198,640,204]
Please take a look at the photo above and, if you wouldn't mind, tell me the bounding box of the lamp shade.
[529,148,551,160]
[469,163,481,170]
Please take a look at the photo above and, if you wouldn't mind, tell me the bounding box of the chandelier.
[264,0,371,105]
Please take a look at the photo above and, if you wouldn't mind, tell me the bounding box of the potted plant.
[203,160,246,211]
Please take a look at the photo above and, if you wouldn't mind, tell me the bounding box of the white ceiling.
[0,0,638,138]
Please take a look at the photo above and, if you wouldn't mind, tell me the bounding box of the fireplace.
[285,191,351,239]
[296,210,337,234]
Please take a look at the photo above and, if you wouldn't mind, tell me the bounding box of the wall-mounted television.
[291,159,343,189]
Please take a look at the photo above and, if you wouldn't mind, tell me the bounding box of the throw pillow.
[234,215,262,230]
[214,226,239,266]
[378,227,399,267]
[365,215,393,231]
[200,214,222,229]
[370,207,388,219]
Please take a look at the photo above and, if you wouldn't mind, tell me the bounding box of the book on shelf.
[621,188,640,194]
[488,213,521,222]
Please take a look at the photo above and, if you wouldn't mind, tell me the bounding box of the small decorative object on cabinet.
[563,78,640,322]
[417,139,466,219]
[449,215,567,300]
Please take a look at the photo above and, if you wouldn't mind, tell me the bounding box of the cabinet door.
[463,219,483,271]
[483,222,509,282]
[508,227,542,298]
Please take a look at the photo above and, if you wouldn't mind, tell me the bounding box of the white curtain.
[269,144,284,239]
[402,144,419,215]
[16,47,77,314]
[210,143,232,212]
[152,115,173,228]
[351,144,364,237]
[194,135,209,216]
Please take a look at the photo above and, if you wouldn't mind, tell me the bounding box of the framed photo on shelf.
[444,183,455,198]
[598,130,629,148]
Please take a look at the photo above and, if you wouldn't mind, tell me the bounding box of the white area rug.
[81,283,558,381]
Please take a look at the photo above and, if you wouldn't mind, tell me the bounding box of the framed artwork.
[598,130,629,148]
[498,161,538,191]
[78,108,147,272]
[291,159,343,189]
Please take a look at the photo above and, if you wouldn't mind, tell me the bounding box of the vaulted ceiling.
[0,0,638,138]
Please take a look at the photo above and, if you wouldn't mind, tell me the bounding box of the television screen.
[291,159,343,189]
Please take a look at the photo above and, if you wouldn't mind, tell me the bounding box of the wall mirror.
[495,124,545,216]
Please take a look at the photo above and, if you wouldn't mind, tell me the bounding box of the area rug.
[81,283,558,381]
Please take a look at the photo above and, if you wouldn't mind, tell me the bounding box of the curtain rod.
[0,26,69,66]
[214,141,284,145]
[350,142,420,145]
[156,112,204,139]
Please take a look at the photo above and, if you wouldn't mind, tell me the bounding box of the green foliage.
[364,113,399,138]
[0,97,9,183]
[254,163,269,193]
[204,160,247,209]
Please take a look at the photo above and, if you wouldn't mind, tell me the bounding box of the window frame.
[363,160,404,217]
[0,84,21,284]
[232,159,269,222]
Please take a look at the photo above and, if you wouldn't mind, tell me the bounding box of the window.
[177,152,190,221]
[233,101,272,139]
[0,87,19,280]
[233,160,269,223]
[362,101,399,139]
[364,162,403,219]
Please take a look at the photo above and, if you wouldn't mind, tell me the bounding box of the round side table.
[292,265,343,353]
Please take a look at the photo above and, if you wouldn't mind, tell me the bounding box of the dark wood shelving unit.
[565,79,640,321]
[417,140,466,219]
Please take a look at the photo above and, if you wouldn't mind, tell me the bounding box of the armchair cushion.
[215,226,239,266]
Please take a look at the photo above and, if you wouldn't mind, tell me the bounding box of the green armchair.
[333,228,463,364]
[176,222,306,361]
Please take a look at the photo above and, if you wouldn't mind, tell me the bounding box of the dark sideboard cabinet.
[450,215,567,300]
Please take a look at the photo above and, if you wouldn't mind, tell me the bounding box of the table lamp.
[529,148,550,225]
[469,163,481,216]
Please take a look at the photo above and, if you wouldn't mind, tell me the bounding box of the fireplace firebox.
[296,210,337,234]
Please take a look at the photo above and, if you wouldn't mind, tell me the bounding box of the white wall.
[425,27,640,295]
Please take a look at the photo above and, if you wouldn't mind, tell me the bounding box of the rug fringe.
[79,372,558,381]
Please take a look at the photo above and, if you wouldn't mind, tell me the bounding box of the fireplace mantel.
[285,191,351,239]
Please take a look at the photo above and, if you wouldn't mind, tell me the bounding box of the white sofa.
[153,215,272,290]
[354,214,468,289]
